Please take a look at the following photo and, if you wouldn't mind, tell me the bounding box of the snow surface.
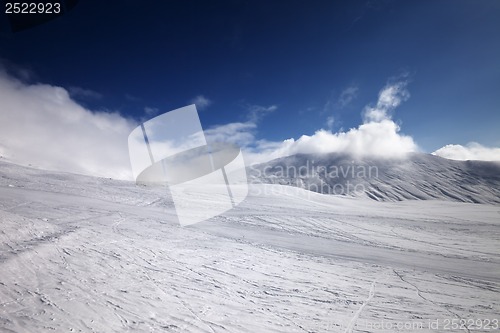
[0,160,499,332]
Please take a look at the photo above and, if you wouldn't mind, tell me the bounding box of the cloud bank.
[433,143,500,161]
[0,71,136,180]
[1,68,496,181]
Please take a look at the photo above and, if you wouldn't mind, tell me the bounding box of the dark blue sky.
[1,0,499,152]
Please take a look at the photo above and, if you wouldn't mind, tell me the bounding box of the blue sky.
[0,0,499,178]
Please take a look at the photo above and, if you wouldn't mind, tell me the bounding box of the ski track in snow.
[0,160,499,332]
[343,280,376,333]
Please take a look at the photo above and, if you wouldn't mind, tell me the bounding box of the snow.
[0,160,499,332]
[248,152,500,205]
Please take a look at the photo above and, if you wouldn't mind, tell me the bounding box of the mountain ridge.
[247,152,500,205]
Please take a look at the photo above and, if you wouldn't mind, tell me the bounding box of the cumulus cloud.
[190,95,212,110]
[242,120,417,165]
[211,79,418,165]
[433,143,500,161]
[0,70,136,180]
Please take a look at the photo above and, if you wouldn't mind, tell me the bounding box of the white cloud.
[294,120,415,157]
[204,79,418,165]
[432,143,500,161]
[190,95,212,110]
[363,80,409,122]
[338,85,358,108]
[204,122,257,147]
[200,103,277,156]
[242,120,417,165]
[0,70,137,180]
[8,68,496,183]
[246,104,277,123]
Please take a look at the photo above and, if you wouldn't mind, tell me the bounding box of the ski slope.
[0,160,499,332]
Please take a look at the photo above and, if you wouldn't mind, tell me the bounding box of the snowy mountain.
[0,158,500,332]
[248,152,500,204]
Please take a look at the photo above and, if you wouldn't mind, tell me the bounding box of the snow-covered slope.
[248,152,500,204]
[1,159,499,332]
